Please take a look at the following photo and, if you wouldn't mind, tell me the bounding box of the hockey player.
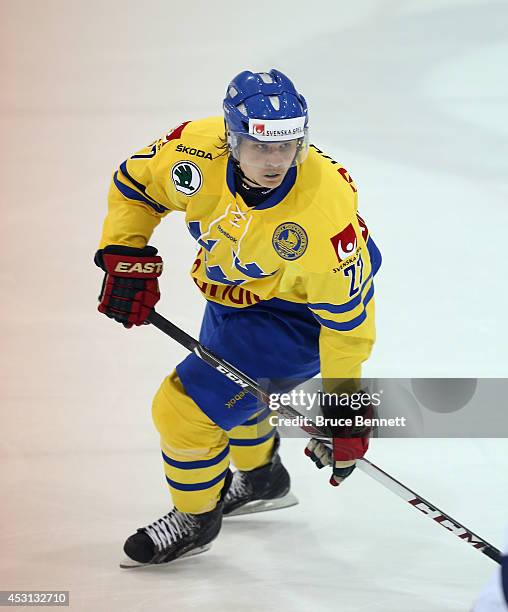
[95,69,382,567]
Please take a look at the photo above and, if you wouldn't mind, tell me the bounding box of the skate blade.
[224,492,299,517]
[119,543,212,569]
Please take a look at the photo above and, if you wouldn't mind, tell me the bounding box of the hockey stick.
[147,309,501,565]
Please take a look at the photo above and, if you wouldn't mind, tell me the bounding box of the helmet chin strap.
[231,158,272,191]
[242,175,265,189]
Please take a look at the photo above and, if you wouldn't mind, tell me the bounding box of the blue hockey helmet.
[223,69,309,166]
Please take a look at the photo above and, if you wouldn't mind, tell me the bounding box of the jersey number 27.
[343,254,364,297]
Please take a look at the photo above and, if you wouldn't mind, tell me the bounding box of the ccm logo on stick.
[216,365,249,388]
[114,262,164,274]
[409,498,485,549]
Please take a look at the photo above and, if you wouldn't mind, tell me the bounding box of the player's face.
[238,139,298,188]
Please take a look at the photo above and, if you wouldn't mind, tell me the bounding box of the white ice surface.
[1,1,507,610]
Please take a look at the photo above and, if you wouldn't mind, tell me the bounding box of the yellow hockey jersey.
[98,117,381,379]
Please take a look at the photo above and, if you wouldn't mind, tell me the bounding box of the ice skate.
[120,504,223,568]
[223,438,298,517]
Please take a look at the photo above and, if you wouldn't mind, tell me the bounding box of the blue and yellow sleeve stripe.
[308,276,374,332]
[113,160,169,214]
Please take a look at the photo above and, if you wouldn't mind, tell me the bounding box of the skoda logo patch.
[272,222,308,260]
[171,161,203,196]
